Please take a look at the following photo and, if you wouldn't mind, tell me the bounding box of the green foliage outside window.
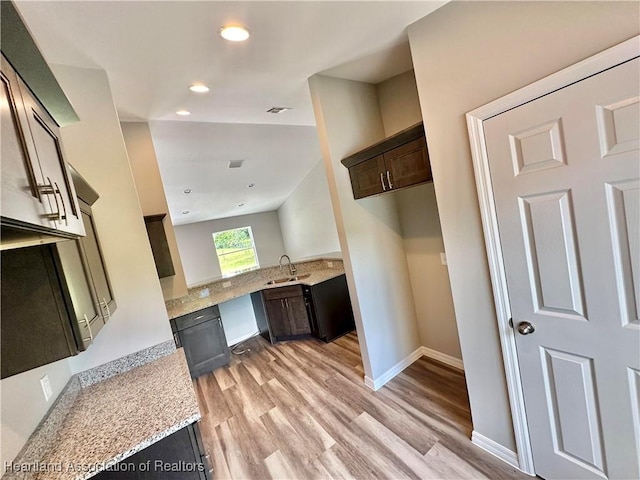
[213,227,259,277]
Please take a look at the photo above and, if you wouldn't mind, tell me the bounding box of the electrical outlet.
[222,281,232,288]
[327,261,333,268]
[199,288,210,298]
[40,374,52,402]
[440,252,448,266]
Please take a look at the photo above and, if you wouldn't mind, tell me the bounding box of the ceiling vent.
[228,160,244,169]
[266,107,291,114]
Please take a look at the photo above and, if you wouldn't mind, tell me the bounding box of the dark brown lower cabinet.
[171,306,230,378]
[254,285,311,343]
[93,422,211,480]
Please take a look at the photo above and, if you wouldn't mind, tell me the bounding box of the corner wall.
[407,0,640,454]
[308,75,421,383]
[121,121,188,301]
[277,159,341,261]
[377,70,462,362]
[51,65,173,374]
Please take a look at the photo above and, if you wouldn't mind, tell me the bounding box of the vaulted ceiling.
[16,1,445,224]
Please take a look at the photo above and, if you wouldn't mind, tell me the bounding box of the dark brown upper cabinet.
[0,53,84,238]
[144,214,175,278]
[341,122,432,200]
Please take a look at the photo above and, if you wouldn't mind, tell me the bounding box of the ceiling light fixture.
[189,84,209,93]
[183,189,192,194]
[219,25,250,42]
[182,210,190,214]
[176,110,191,116]
[238,203,245,207]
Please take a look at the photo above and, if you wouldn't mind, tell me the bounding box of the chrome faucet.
[279,254,296,276]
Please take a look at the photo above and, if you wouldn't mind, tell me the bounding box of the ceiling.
[15,1,446,225]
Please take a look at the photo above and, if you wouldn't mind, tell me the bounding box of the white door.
[483,57,640,480]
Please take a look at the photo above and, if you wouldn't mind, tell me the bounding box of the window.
[212,226,259,277]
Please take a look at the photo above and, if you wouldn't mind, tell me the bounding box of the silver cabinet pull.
[53,181,67,225]
[380,172,387,191]
[386,171,393,189]
[81,313,93,343]
[195,315,204,320]
[39,177,63,222]
[284,298,289,309]
[103,298,111,319]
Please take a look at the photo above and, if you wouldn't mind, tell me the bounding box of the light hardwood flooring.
[194,332,529,479]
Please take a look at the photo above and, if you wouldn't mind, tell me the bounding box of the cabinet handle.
[217,317,222,329]
[54,181,68,225]
[195,315,204,320]
[285,298,289,309]
[380,172,387,191]
[81,313,94,343]
[386,171,393,189]
[99,298,111,321]
[39,177,63,222]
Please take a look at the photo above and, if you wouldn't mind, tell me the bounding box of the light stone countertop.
[8,349,200,480]
[165,258,345,319]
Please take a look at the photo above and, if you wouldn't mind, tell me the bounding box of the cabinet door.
[179,318,230,378]
[18,76,84,236]
[348,155,386,199]
[55,239,103,350]
[285,296,311,335]
[0,245,78,379]
[383,137,431,190]
[265,298,290,338]
[80,207,116,320]
[0,55,51,229]
[93,424,206,480]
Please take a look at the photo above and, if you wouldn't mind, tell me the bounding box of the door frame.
[465,35,639,476]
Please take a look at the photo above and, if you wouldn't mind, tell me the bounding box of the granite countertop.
[165,258,345,319]
[7,349,200,480]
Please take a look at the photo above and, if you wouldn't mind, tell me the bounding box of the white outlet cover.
[440,252,448,266]
[327,261,333,268]
[222,281,232,288]
[40,374,53,401]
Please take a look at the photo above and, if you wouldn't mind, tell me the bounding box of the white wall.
[278,160,341,261]
[51,65,173,374]
[174,211,286,286]
[309,75,421,383]
[218,296,259,346]
[377,70,462,361]
[1,359,72,468]
[408,0,640,453]
[1,65,174,467]
[121,122,188,301]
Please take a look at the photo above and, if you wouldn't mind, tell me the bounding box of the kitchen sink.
[265,277,293,285]
[265,273,311,286]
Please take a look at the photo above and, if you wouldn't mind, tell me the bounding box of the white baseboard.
[420,346,464,371]
[228,330,260,348]
[364,347,423,391]
[471,431,521,471]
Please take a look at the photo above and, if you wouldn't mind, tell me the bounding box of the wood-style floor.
[194,332,528,479]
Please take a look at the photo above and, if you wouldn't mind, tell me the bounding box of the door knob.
[517,321,535,335]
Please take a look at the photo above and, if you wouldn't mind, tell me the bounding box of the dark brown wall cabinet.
[1,173,116,378]
[93,422,212,479]
[144,214,175,278]
[252,285,311,343]
[171,305,230,378]
[341,122,432,199]
[0,53,84,237]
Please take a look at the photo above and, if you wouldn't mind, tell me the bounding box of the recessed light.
[189,84,209,93]
[182,210,190,214]
[176,110,191,116]
[219,25,250,42]
[183,189,192,194]
[248,183,255,188]
[238,203,244,207]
